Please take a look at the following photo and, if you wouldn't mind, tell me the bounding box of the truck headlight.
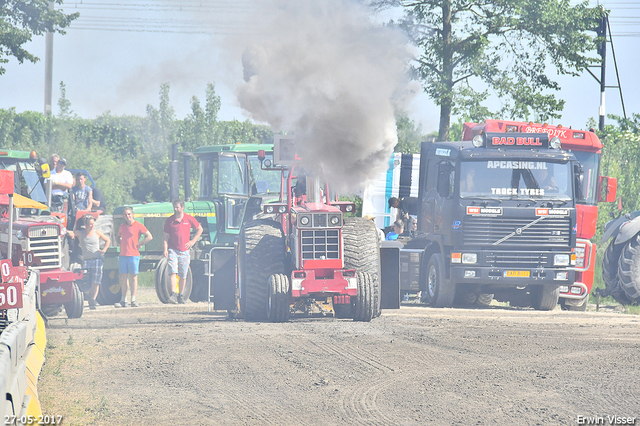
[329,215,340,225]
[278,205,287,213]
[554,254,570,266]
[266,205,274,213]
[574,247,585,268]
[462,253,477,264]
[300,215,310,226]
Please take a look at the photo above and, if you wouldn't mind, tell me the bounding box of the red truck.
[463,120,617,310]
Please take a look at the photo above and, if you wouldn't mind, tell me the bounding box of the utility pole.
[44,1,55,117]
[597,15,607,131]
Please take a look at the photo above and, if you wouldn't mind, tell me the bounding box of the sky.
[0,0,638,134]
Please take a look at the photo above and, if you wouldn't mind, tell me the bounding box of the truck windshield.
[460,160,572,200]
[572,151,599,205]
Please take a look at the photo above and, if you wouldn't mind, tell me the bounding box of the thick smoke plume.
[236,0,412,193]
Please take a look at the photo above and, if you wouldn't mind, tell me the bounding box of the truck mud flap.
[380,245,401,309]
[209,247,237,311]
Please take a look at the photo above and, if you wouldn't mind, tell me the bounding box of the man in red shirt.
[163,199,203,304]
[117,206,153,307]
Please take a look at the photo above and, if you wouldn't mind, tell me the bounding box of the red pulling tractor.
[232,136,382,322]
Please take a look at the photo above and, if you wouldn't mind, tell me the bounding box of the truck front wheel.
[560,295,588,311]
[531,284,559,311]
[425,254,455,308]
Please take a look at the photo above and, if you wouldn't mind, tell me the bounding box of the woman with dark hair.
[68,215,110,309]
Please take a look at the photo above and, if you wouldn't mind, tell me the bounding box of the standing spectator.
[72,171,93,212]
[48,154,59,172]
[163,199,203,304]
[50,158,73,213]
[91,186,107,214]
[68,215,110,310]
[116,207,153,308]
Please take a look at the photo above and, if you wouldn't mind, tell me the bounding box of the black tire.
[342,217,381,317]
[455,289,477,306]
[425,253,455,308]
[64,282,84,319]
[602,241,623,289]
[353,272,374,322]
[267,273,290,322]
[476,293,494,307]
[41,304,63,317]
[155,257,169,303]
[617,236,640,304]
[560,295,588,311]
[155,257,193,303]
[531,284,559,311]
[96,269,121,305]
[333,304,353,319]
[238,220,286,321]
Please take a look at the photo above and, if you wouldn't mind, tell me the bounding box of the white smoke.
[235,0,413,193]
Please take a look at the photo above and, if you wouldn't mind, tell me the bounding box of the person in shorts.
[163,199,203,304]
[68,215,110,309]
[116,206,153,308]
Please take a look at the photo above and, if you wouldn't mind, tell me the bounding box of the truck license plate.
[504,270,530,278]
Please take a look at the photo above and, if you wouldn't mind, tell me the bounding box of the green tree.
[0,0,79,75]
[394,113,424,154]
[372,0,605,141]
[597,114,640,226]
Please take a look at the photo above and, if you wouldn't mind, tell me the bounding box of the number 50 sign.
[0,260,24,310]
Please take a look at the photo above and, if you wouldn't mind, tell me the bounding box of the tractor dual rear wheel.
[354,272,374,322]
[342,217,381,318]
[267,273,290,323]
[238,220,286,321]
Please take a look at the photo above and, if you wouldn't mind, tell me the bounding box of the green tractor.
[103,144,281,305]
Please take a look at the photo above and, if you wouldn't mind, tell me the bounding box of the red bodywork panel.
[577,205,598,240]
[463,120,602,153]
[291,268,356,298]
[40,269,82,304]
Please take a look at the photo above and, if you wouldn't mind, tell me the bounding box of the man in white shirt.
[50,158,73,213]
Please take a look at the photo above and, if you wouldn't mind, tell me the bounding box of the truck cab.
[389,132,581,310]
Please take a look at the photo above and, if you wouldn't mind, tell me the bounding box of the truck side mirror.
[573,164,585,202]
[598,176,617,203]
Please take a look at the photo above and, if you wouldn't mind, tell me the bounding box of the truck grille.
[27,225,61,269]
[485,251,552,268]
[463,217,571,248]
[300,229,340,260]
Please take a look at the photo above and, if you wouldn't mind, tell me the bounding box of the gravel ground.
[38,287,640,426]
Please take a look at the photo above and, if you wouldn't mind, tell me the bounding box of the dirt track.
[38,288,640,426]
